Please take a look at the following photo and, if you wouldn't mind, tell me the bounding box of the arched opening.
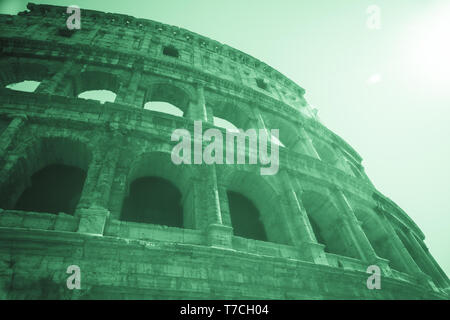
[78,89,116,104]
[0,137,92,211]
[144,83,190,117]
[208,100,254,131]
[354,208,408,272]
[6,80,41,92]
[261,115,304,153]
[302,190,360,259]
[227,191,267,241]
[121,151,195,228]
[223,170,291,245]
[395,229,444,286]
[121,176,183,227]
[0,60,49,91]
[14,164,86,215]
[144,101,184,117]
[73,71,120,102]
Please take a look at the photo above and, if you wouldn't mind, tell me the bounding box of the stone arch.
[394,228,444,286]
[301,190,359,259]
[120,149,196,229]
[220,169,292,245]
[260,112,304,152]
[142,80,194,117]
[0,136,93,214]
[72,70,121,101]
[207,97,257,131]
[353,207,409,272]
[0,58,50,90]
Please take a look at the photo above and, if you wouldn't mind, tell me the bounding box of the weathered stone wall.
[0,3,448,299]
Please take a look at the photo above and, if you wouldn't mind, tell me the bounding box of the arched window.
[354,208,408,272]
[14,164,86,215]
[0,137,91,212]
[394,229,443,285]
[144,83,190,117]
[227,191,267,241]
[223,171,291,244]
[121,176,183,227]
[302,190,360,259]
[6,80,41,92]
[73,71,120,103]
[0,60,49,91]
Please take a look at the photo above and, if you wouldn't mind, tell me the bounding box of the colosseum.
[0,3,448,299]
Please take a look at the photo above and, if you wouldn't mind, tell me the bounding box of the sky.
[0,0,449,276]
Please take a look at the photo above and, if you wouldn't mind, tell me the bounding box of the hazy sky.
[1,0,449,275]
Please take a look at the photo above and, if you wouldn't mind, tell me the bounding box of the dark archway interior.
[14,164,86,215]
[121,176,183,227]
[227,191,267,241]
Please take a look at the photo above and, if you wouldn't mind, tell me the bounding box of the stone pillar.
[298,126,320,158]
[0,115,27,207]
[217,186,232,227]
[0,115,26,162]
[197,165,233,248]
[115,67,142,106]
[406,230,449,288]
[378,211,425,278]
[185,83,211,122]
[76,131,121,235]
[35,60,76,96]
[332,188,391,272]
[283,174,328,265]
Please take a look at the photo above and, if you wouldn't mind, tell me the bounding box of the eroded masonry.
[0,3,448,299]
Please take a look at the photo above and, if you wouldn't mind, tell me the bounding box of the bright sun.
[403,3,450,90]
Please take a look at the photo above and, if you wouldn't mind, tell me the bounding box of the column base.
[299,241,328,265]
[77,206,110,236]
[206,223,233,248]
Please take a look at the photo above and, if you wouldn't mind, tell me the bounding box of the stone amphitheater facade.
[0,3,448,299]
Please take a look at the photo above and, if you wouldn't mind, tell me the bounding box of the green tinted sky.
[1,0,449,275]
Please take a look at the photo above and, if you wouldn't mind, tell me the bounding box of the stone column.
[0,115,26,162]
[35,60,77,96]
[332,187,391,273]
[115,66,143,106]
[406,230,449,288]
[377,211,426,279]
[0,115,27,208]
[185,83,211,123]
[298,126,320,158]
[76,130,121,235]
[284,174,328,265]
[198,165,233,248]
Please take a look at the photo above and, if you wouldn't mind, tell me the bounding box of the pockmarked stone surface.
[0,3,448,299]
